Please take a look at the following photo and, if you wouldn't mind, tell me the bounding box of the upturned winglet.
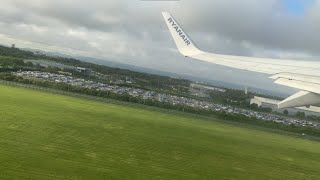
[162,12,202,57]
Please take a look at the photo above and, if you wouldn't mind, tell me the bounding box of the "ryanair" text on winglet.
[162,12,202,57]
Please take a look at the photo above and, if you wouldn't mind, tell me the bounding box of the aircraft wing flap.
[270,73,320,84]
[274,78,320,94]
[278,90,320,108]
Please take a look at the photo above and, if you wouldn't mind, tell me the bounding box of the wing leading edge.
[162,12,320,108]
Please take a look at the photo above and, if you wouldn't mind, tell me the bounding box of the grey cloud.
[174,0,320,56]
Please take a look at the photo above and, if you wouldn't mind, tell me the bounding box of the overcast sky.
[0,0,319,95]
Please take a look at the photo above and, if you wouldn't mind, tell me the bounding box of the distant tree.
[25,61,34,67]
[296,111,306,119]
[250,103,259,109]
[260,107,272,113]
[283,109,289,115]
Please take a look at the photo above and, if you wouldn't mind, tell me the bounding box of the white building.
[76,67,87,73]
[250,96,320,117]
[190,83,226,93]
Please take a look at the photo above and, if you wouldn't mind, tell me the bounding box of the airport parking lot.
[16,71,320,129]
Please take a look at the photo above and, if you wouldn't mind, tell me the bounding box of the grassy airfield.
[0,84,320,180]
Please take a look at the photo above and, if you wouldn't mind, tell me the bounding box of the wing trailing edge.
[278,91,320,109]
[271,73,320,108]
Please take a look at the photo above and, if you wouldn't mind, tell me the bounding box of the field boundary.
[1,79,320,141]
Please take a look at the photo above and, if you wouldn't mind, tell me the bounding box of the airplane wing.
[162,12,320,108]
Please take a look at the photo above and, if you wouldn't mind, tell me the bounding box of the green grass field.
[1,85,320,180]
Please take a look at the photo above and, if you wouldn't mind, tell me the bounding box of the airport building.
[76,67,88,73]
[190,83,226,92]
[250,96,320,117]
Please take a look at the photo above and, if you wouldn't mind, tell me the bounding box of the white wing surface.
[162,12,320,108]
